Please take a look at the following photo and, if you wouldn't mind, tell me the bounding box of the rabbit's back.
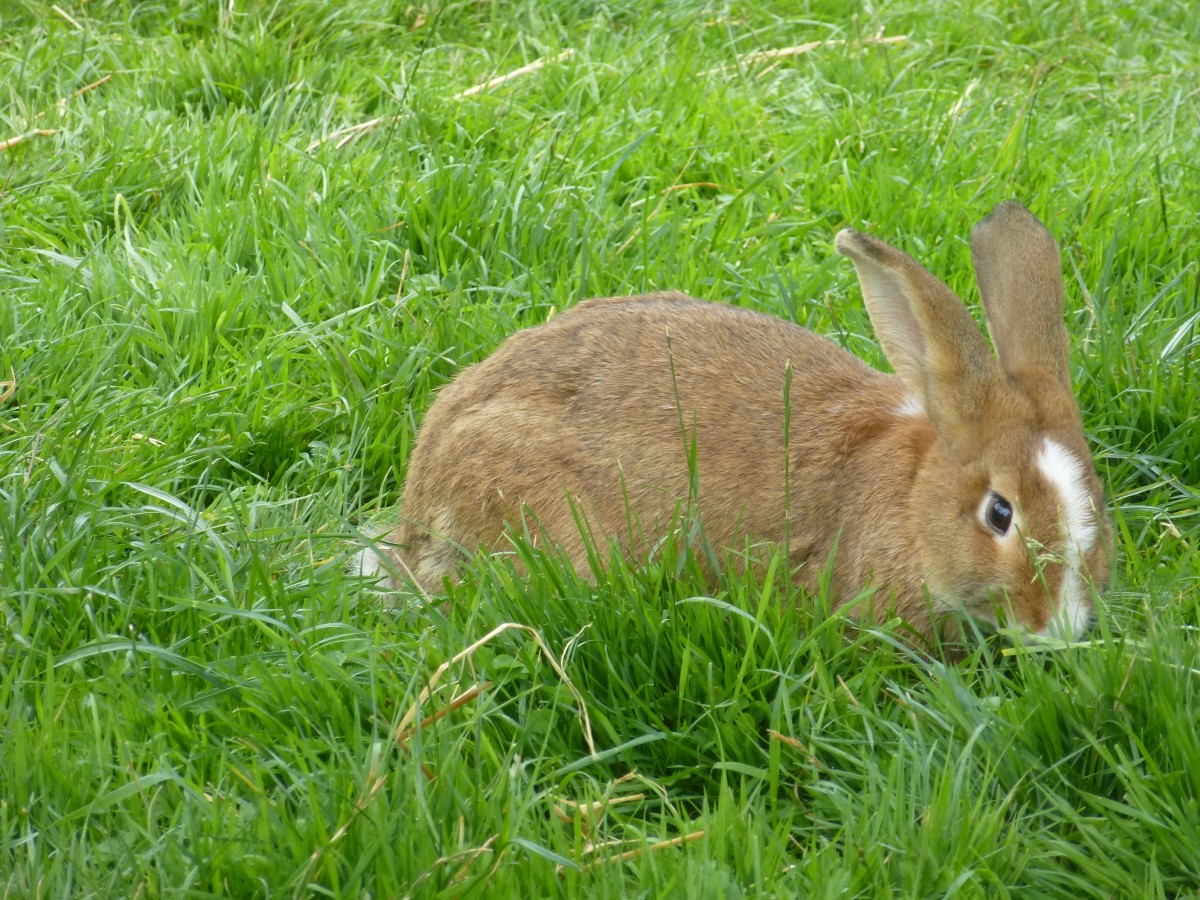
[385,293,906,589]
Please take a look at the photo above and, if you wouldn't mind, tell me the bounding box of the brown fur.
[366,203,1112,644]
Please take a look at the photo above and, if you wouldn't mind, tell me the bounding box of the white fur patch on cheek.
[1037,438,1098,554]
[1036,438,1098,640]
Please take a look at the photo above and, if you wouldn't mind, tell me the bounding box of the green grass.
[2,0,1198,895]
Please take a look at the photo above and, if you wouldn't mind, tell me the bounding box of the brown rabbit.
[359,202,1112,642]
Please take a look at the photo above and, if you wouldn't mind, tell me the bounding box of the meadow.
[1,1,1198,896]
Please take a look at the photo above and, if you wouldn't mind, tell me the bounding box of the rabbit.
[357,202,1112,644]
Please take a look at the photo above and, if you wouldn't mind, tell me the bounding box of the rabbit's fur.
[360,202,1112,643]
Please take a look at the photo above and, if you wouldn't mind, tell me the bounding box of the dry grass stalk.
[396,621,597,756]
[768,728,825,769]
[553,793,646,828]
[306,113,411,152]
[451,48,576,99]
[1,129,59,154]
[2,73,113,153]
[696,34,907,76]
[309,48,575,151]
[837,674,862,708]
[0,371,16,404]
[767,729,806,751]
[578,829,706,872]
[72,75,113,99]
[51,3,83,29]
[395,680,493,745]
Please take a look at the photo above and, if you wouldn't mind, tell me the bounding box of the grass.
[1,0,1198,895]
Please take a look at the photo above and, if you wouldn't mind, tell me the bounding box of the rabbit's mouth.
[959,599,1003,634]
[946,580,1094,643]
[947,587,1041,639]
[932,586,1003,636]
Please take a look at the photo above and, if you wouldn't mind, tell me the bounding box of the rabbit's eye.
[985,494,1014,535]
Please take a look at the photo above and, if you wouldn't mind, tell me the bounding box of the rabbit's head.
[837,202,1112,639]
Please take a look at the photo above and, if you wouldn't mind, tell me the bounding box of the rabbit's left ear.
[970,202,1071,390]
[835,227,997,443]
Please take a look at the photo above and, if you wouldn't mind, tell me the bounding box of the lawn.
[1,0,1198,896]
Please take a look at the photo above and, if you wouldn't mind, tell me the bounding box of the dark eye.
[985,494,1014,535]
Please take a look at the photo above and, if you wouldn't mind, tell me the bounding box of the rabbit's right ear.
[970,201,1071,390]
[835,228,997,440]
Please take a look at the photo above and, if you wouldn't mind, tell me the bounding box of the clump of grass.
[1,1,1197,895]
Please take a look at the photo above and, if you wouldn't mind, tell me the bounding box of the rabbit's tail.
[350,512,468,593]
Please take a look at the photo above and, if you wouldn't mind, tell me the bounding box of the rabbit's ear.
[970,201,1070,390]
[836,228,996,436]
